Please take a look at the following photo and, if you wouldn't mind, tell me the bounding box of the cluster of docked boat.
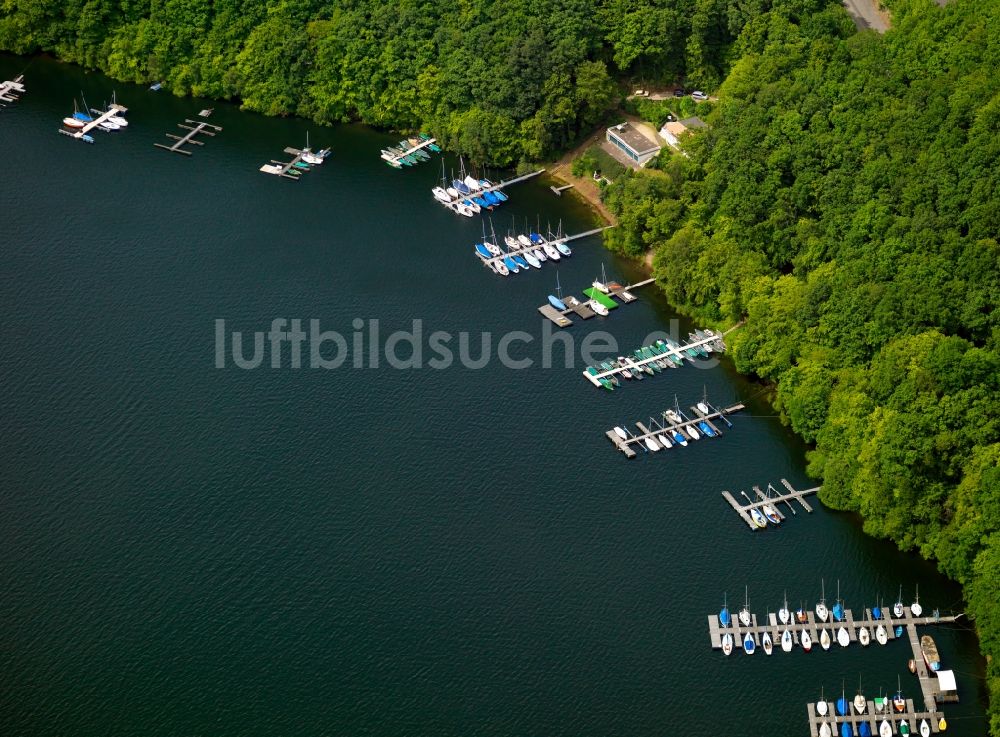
[585,332,724,391]
[381,134,439,168]
[433,159,509,216]
[718,582,931,656]
[474,228,571,276]
[0,74,26,108]
[59,96,128,144]
[260,135,331,177]
[612,397,720,452]
[814,678,941,737]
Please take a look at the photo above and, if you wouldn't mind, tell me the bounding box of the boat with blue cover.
[548,274,567,310]
[503,256,519,274]
[475,244,492,259]
[720,593,730,626]
[473,195,491,209]
[698,421,715,437]
[453,178,471,195]
[492,189,508,202]
[482,190,501,206]
[513,255,529,270]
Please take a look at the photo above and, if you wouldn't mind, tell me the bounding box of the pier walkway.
[386,137,437,166]
[155,119,222,155]
[537,277,654,327]
[260,147,315,180]
[605,402,745,458]
[0,75,25,104]
[721,479,818,529]
[478,226,612,275]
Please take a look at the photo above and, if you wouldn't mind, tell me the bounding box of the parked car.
[692,90,708,101]
[673,88,686,98]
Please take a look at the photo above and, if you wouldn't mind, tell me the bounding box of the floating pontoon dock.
[57,102,129,143]
[537,278,654,327]
[478,226,612,275]
[605,401,744,459]
[721,479,819,529]
[260,147,316,180]
[154,119,222,155]
[385,137,437,166]
[0,75,25,105]
[582,330,725,387]
[806,698,942,736]
[550,184,574,195]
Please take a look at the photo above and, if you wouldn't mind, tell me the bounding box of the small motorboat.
[879,720,892,737]
[742,632,755,655]
[548,294,567,311]
[762,630,773,655]
[781,629,793,652]
[801,629,813,651]
[895,625,904,637]
[721,632,733,656]
[492,189,508,202]
[858,626,871,646]
[762,505,781,524]
[62,117,86,128]
[555,241,572,256]
[613,427,628,441]
[837,626,850,647]
[590,301,609,317]
[149,81,163,91]
[644,437,660,452]
[911,585,923,618]
[750,508,767,528]
[938,716,947,731]
[876,624,888,645]
[907,659,917,674]
[918,720,930,737]
[820,628,831,650]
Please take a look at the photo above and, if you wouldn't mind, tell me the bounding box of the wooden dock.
[582,330,726,387]
[721,479,818,529]
[0,75,25,105]
[154,119,222,155]
[605,401,745,459]
[806,699,942,736]
[537,277,654,327]
[260,147,317,180]
[441,169,546,214]
[550,184,574,195]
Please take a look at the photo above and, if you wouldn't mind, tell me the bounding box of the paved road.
[842,0,890,32]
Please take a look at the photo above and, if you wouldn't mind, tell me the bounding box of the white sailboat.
[721,632,733,656]
[801,628,813,651]
[762,628,773,655]
[301,132,324,164]
[592,263,611,293]
[817,687,829,716]
[879,719,892,737]
[876,622,888,645]
[837,625,850,647]
[911,584,923,617]
[781,628,793,652]
[816,579,829,622]
[894,585,904,618]
[738,586,752,627]
[779,592,790,625]
[854,676,867,714]
[820,628,831,650]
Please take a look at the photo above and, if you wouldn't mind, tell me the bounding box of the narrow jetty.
[260,147,315,180]
[154,119,222,155]
[479,226,612,276]
[0,75,26,105]
[721,479,818,530]
[582,330,725,387]
[385,136,437,166]
[605,401,745,459]
[441,169,546,214]
[550,184,574,195]
[537,277,654,327]
[57,102,129,143]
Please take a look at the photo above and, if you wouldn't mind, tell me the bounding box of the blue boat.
[80,134,95,144]
[453,179,471,195]
[149,82,162,91]
[548,295,567,310]
[73,111,93,122]
[895,625,904,637]
[698,421,715,437]
[841,724,854,737]
[837,696,849,716]
[529,232,544,245]
[858,722,871,737]
[513,255,529,270]
[719,594,730,627]
[873,604,882,620]
[475,244,492,259]
[742,632,755,654]
[672,431,686,445]
[555,241,571,256]
[502,256,519,273]
[472,196,490,209]
[833,601,844,622]
[492,189,508,202]
[482,191,501,206]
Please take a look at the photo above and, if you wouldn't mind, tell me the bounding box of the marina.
[58,99,128,143]
[604,399,745,459]
[435,168,545,215]
[537,277,654,326]
[582,330,726,388]
[154,118,223,155]
[721,478,819,530]
[0,74,25,105]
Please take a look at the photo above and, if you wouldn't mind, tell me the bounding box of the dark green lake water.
[0,54,989,737]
